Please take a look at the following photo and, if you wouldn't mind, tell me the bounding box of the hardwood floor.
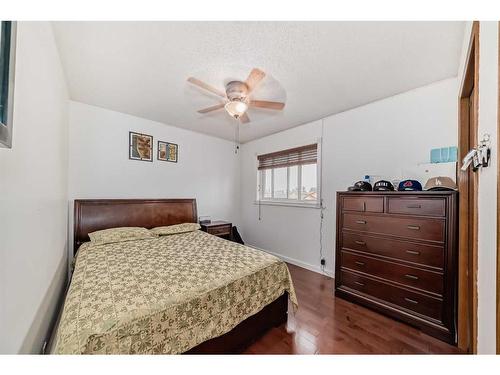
[244,263,462,354]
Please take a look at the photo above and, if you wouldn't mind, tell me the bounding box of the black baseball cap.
[350,181,372,191]
[373,180,395,191]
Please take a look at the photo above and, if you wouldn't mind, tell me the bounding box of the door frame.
[457,21,479,353]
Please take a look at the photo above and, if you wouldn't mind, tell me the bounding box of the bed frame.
[72,198,288,354]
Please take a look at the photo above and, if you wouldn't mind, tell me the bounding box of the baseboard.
[18,255,67,354]
[247,244,334,277]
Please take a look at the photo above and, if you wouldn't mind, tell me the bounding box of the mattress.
[52,230,297,354]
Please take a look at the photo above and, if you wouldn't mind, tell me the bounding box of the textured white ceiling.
[52,21,465,143]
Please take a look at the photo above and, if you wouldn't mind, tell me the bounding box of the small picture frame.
[129,131,153,162]
[158,141,178,163]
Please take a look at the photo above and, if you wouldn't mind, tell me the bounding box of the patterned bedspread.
[52,230,297,354]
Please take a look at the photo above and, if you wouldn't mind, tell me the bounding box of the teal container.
[430,146,458,163]
[430,148,441,163]
[448,146,458,162]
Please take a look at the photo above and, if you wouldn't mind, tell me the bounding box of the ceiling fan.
[187,68,285,124]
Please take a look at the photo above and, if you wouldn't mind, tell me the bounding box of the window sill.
[254,200,321,209]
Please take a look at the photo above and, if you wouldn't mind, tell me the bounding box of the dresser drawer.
[207,225,231,236]
[341,270,443,322]
[341,251,443,295]
[342,232,444,269]
[387,197,446,217]
[343,213,445,242]
[342,196,384,213]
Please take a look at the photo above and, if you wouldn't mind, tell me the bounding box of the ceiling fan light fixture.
[224,100,248,119]
[188,68,285,124]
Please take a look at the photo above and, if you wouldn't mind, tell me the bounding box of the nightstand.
[200,221,232,240]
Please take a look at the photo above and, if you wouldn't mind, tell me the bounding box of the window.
[257,143,320,207]
[0,21,16,148]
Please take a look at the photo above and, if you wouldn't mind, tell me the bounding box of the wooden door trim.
[457,21,479,353]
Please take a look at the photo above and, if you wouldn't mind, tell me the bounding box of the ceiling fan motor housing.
[225,81,249,102]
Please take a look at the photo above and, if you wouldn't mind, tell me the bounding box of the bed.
[51,199,297,354]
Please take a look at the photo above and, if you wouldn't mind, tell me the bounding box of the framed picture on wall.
[129,131,153,162]
[158,141,178,163]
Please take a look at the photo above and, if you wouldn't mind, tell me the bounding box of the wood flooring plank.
[245,263,462,354]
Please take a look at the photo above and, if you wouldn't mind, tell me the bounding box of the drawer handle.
[356,220,367,224]
[404,297,419,305]
[405,250,420,255]
[404,274,419,280]
[407,225,420,230]
[406,204,422,209]
[362,202,366,211]
[354,240,366,245]
[354,281,365,286]
[355,261,365,266]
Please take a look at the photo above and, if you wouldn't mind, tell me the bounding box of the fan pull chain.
[234,122,240,154]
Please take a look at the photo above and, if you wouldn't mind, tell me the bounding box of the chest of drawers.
[335,191,458,344]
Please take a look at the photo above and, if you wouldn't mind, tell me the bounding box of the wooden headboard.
[73,198,197,254]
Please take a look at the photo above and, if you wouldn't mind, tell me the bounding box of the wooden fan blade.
[187,77,226,98]
[250,100,285,110]
[245,68,266,93]
[197,103,225,114]
[239,113,250,124]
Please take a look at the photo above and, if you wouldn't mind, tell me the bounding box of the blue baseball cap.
[397,179,422,191]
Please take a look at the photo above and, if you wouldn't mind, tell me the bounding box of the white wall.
[240,78,458,276]
[476,22,498,354]
[0,22,69,353]
[68,101,241,253]
[240,121,327,274]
